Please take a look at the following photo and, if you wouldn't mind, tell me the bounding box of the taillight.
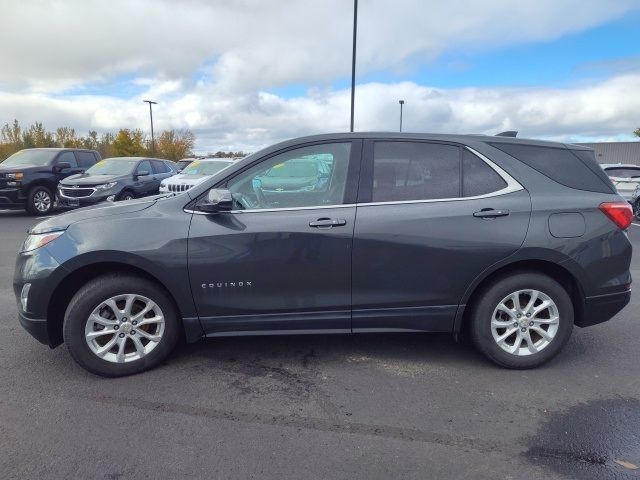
[599,202,633,230]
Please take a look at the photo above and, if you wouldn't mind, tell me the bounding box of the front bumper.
[17,311,50,345]
[577,289,631,327]
[0,187,27,207]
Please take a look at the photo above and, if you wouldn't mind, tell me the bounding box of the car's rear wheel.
[26,186,53,215]
[63,274,180,376]
[470,272,573,369]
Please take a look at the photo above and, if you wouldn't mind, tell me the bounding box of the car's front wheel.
[470,272,573,369]
[63,274,180,376]
[26,186,54,215]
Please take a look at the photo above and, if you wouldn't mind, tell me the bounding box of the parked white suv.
[160,158,234,193]
[601,163,640,202]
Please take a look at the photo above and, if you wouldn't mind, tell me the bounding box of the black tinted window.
[463,150,507,196]
[489,143,614,194]
[605,168,640,179]
[136,160,152,175]
[152,160,170,173]
[372,142,460,202]
[75,151,97,168]
[57,151,78,168]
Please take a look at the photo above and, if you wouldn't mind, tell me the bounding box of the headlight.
[96,182,117,190]
[6,172,23,180]
[22,231,64,252]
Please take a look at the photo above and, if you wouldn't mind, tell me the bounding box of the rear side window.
[489,143,614,194]
[75,151,97,168]
[372,142,460,202]
[462,149,507,197]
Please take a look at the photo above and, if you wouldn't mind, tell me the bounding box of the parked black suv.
[0,148,101,214]
[57,157,177,208]
[14,133,632,376]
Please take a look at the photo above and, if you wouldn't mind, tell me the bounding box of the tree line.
[0,120,200,161]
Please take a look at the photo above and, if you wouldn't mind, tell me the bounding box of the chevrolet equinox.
[14,133,632,376]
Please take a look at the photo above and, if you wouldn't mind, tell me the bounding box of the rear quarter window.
[488,143,614,194]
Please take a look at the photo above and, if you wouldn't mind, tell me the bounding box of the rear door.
[351,140,531,332]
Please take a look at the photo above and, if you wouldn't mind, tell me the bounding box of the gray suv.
[13,133,632,376]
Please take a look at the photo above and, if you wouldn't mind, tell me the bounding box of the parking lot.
[1,210,639,480]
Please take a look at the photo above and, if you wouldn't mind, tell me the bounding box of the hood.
[30,197,157,234]
[0,164,45,174]
[162,173,209,185]
[60,173,127,185]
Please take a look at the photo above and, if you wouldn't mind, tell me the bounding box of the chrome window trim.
[185,146,523,215]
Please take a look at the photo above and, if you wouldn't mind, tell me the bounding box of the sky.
[0,0,639,153]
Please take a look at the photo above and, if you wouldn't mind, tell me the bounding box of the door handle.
[473,208,510,218]
[309,218,347,228]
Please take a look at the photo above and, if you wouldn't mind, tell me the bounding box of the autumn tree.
[112,128,148,157]
[634,128,640,137]
[22,122,56,148]
[155,129,195,160]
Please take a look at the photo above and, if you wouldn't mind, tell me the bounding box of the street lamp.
[143,100,158,154]
[350,0,358,132]
[399,100,405,132]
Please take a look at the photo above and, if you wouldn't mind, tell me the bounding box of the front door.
[352,140,531,332]
[188,141,361,335]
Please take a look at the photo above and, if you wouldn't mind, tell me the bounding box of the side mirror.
[198,189,233,213]
[137,170,150,177]
[55,162,71,172]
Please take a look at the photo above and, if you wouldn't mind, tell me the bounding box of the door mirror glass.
[137,170,150,177]
[198,188,233,213]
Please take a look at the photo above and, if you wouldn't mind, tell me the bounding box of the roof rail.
[496,131,518,137]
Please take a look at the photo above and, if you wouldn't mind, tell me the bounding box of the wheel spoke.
[90,314,118,327]
[496,327,518,343]
[510,332,523,353]
[531,326,554,342]
[532,315,559,325]
[104,299,123,321]
[131,335,146,356]
[524,330,538,353]
[496,303,516,320]
[86,328,117,339]
[95,336,118,357]
[135,315,164,328]
[123,295,136,317]
[116,337,127,363]
[135,329,162,342]
[509,293,522,314]
[523,291,539,315]
[131,301,157,322]
[531,300,551,318]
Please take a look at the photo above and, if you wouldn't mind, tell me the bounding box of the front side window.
[136,160,152,175]
[57,151,78,168]
[372,142,460,202]
[227,143,351,210]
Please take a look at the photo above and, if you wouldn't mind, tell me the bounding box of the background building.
[574,141,640,166]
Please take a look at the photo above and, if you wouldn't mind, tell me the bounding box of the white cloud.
[0,0,638,92]
[2,74,639,152]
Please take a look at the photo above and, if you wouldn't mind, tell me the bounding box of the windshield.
[86,158,138,175]
[181,160,231,176]
[266,161,318,178]
[1,149,56,167]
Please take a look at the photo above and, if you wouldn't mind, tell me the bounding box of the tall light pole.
[350,0,358,132]
[399,100,405,132]
[143,100,158,154]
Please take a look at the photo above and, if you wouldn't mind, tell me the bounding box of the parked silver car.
[601,163,640,203]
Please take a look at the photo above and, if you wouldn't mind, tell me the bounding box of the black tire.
[63,274,180,377]
[469,272,573,369]
[26,185,53,215]
[117,190,135,201]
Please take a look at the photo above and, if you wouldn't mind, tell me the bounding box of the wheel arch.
[46,261,184,347]
[455,259,585,336]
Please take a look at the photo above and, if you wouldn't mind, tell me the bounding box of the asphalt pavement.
[1,209,639,480]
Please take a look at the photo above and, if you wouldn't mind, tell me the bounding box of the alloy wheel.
[34,190,51,212]
[84,294,165,363]
[490,289,559,356]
